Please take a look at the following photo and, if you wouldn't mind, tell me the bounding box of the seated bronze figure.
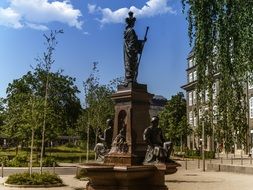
[94,119,113,160]
[143,116,173,163]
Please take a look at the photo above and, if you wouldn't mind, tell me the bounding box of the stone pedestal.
[77,83,180,190]
[104,83,153,165]
[78,162,179,190]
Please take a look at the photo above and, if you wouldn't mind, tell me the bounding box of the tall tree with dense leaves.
[4,30,81,171]
[182,0,253,152]
[159,92,190,148]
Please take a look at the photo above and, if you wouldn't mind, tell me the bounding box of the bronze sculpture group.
[95,116,172,163]
[81,11,179,190]
[94,11,173,164]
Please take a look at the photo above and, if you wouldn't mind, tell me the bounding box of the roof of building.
[151,95,167,107]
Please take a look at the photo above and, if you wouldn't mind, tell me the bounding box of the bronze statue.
[143,116,173,163]
[124,11,148,85]
[109,111,128,153]
[94,119,113,160]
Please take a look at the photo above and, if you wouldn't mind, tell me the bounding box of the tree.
[78,62,121,161]
[0,98,6,127]
[21,95,44,175]
[159,92,190,150]
[182,1,253,152]
[3,30,81,172]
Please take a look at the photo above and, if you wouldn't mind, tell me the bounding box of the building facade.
[182,50,253,154]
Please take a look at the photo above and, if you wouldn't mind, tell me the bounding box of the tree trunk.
[40,74,49,174]
[29,128,34,176]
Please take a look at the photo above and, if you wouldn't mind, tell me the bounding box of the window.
[205,90,209,101]
[189,111,193,125]
[205,67,209,75]
[249,82,253,90]
[212,82,217,100]
[189,92,193,106]
[189,72,193,83]
[200,91,204,103]
[193,70,197,81]
[193,114,197,127]
[250,97,253,118]
[189,59,193,68]
[193,91,197,104]
[199,109,203,119]
[213,105,218,115]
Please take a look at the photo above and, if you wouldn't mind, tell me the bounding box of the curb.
[207,163,253,175]
[4,182,66,188]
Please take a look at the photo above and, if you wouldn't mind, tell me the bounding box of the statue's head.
[125,11,136,27]
[106,118,113,127]
[151,116,159,127]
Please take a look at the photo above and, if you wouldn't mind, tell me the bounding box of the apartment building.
[182,50,253,154]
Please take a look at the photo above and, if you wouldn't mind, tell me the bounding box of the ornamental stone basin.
[77,162,180,190]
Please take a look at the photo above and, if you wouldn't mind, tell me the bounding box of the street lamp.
[202,120,205,172]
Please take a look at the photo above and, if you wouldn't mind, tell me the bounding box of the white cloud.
[0,7,22,28]
[26,23,48,31]
[0,0,83,30]
[89,0,176,25]
[83,31,90,35]
[88,4,96,14]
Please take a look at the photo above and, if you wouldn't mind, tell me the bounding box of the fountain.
[77,12,180,190]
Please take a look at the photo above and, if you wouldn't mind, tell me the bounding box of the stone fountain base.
[77,162,180,190]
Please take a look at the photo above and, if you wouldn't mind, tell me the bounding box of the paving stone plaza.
[1,158,253,190]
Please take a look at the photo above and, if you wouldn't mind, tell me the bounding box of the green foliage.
[159,92,190,146]
[6,172,63,185]
[78,62,118,147]
[0,156,9,166]
[42,157,57,167]
[2,56,81,146]
[185,150,215,159]
[50,152,94,163]
[0,98,5,127]
[182,0,253,152]
[185,149,200,158]
[8,154,28,167]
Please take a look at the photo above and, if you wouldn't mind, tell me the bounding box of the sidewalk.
[167,167,253,190]
[1,160,253,190]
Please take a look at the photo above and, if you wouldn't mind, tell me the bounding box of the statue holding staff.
[124,11,148,85]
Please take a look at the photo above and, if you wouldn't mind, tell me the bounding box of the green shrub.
[185,150,200,158]
[185,150,215,159]
[0,156,9,166]
[8,155,28,167]
[6,172,63,185]
[42,157,58,167]
[65,143,75,148]
[204,151,215,159]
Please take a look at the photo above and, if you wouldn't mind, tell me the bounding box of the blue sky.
[0,0,191,104]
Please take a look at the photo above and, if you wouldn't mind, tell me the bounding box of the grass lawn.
[0,145,95,164]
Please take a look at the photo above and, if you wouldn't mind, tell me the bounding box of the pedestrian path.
[167,166,253,190]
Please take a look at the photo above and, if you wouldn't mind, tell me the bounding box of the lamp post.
[202,120,205,172]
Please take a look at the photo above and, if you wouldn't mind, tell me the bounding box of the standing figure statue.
[124,11,148,85]
[143,116,173,163]
[94,119,113,161]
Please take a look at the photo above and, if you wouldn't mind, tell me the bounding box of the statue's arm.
[143,128,153,147]
[99,131,106,142]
